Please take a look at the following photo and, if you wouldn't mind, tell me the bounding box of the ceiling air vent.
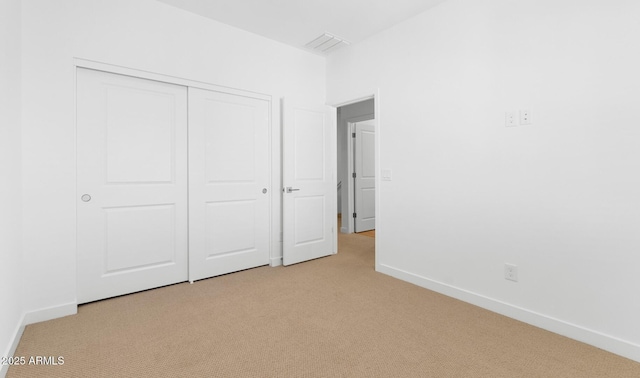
[304,33,350,54]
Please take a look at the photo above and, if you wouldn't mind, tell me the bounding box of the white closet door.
[188,88,270,282]
[282,101,337,266]
[77,68,188,304]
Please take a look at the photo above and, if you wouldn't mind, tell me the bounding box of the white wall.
[327,0,640,361]
[21,0,325,321]
[337,99,374,231]
[0,0,24,370]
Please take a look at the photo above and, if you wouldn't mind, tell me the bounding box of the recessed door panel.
[361,131,376,178]
[189,88,270,281]
[205,100,256,183]
[294,196,325,245]
[106,86,176,184]
[205,200,257,257]
[104,205,176,274]
[359,189,375,221]
[294,110,325,181]
[77,68,188,304]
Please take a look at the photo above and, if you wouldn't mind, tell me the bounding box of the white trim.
[23,302,77,326]
[378,263,640,363]
[270,257,283,267]
[330,94,375,109]
[265,89,274,275]
[348,121,355,233]
[269,99,283,266]
[330,106,338,254]
[373,90,381,272]
[0,314,25,378]
[73,58,271,102]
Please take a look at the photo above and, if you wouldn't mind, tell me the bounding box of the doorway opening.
[336,98,375,236]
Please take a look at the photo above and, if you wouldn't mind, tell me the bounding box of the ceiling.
[156,0,446,54]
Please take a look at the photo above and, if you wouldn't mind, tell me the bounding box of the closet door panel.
[189,88,270,281]
[77,68,188,303]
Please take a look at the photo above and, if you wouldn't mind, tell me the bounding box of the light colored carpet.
[8,233,640,377]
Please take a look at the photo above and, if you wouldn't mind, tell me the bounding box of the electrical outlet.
[520,110,532,125]
[505,112,517,127]
[504,263,518,282]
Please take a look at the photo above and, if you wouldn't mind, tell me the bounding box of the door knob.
[286,187,300,193]
[81,194,92,202]
[262,188,268,194]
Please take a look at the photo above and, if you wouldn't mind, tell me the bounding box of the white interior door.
[354,121,375,232]
[188,88,270,281]
[283,101,337,266]
[77,68,188,304]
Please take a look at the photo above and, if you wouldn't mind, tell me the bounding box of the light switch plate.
[520,110,532,125]
[382,169,392,181]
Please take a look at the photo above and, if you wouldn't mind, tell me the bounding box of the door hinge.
[353,213,357,218]
[352,132,356,138]
[352,173,356,178]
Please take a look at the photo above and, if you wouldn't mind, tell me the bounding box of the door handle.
[81,194,92,202]
[286,187,300,193]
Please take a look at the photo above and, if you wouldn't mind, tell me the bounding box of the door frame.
[74,58,276,286]
[329,90,381,271]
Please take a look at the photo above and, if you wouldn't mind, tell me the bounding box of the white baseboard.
[271,240,283,267]
[1,314,25,378]
[23,302,77,326]
[270,257,282,267]
[377,263,640,363]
